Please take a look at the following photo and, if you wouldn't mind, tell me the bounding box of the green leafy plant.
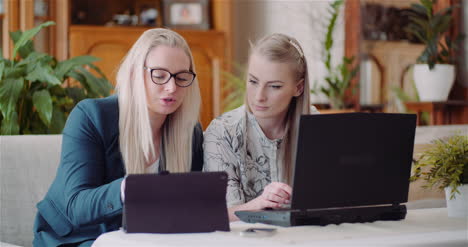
[410,133,468,199]
[311,0,359,109]
[221,63,246,113]
[405,0,464,69]
[0,21,113,135]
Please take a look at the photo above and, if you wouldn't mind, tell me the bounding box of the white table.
[93,208,467,247]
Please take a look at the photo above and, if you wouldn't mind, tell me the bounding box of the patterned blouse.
[203,105,318,207]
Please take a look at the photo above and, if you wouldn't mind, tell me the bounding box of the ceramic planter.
[445,184,468,218]
[413,64,455,102]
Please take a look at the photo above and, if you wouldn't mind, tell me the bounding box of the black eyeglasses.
[144,67,196,88]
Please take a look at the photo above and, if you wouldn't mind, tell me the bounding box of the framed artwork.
[163,0,210,30]
[135,0,163,26]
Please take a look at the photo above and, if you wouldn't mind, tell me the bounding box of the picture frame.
[162,0,210,30]
[135,0,163,27]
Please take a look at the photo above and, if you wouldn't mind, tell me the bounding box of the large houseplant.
[311,0,359,110]
[0,21,113,135]
[410,133,468,217]
[405,0,464,101]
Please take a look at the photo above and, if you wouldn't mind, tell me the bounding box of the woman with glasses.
[33,29,202,246]
[204,33,318,221]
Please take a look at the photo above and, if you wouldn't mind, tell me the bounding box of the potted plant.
[405,0,464,101]
[410,133,468,217]
[311,0,359,110]
[0,21,113,135]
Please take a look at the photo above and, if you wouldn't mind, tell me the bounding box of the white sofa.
[0,125,466,246]
[0,135,62,247]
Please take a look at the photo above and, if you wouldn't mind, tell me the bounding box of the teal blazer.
[33,95,203,247]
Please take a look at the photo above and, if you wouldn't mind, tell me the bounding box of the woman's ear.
[294,79,305,97]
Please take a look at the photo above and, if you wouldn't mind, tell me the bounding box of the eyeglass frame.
[144,67,196,88]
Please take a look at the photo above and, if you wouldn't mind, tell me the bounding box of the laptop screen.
[291,113,416,210]
[124,171,230,233]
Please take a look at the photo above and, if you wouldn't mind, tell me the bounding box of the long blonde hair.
[116,28,201,174]
[245,33,311,183]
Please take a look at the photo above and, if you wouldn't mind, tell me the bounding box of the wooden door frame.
[3,0,20,59]
[344,0,361,110]
[55,0,69,60]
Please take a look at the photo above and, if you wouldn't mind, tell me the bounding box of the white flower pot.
[413,64,455,102]
[445,184,468,218]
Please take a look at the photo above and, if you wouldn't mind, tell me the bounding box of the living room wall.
[232,0,344,104]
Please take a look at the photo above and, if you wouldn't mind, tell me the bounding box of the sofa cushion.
[0,135,62,247]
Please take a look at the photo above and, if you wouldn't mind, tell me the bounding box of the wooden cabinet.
[70,25,226,128]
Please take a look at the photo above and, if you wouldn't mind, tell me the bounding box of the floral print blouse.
[203,105,318,207]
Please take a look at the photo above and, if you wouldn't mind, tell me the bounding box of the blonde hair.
[116,28,201,174]
[246,33,311,183]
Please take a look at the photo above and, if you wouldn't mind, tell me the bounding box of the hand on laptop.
[253,182,292,209]
[229,182,292,222]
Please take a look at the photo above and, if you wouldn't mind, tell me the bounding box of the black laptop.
[235,113,417,226]
[123,171,230,233]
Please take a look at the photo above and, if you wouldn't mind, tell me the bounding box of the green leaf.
[420,0,433,16]
[0,78,24,118]
[391,86,412,102]
[68,70,90,91]
[433,15,452,35]
[323,0,343,71]
[48,106,67,134]
[411,4,429,16]
[16,51,51,66]
[28,113,48,134]
[55,55,100,80]
[25,61,62,86]
[1,111,20,135]
[65,87,87,103]
[86,63,108,80]
[409,16,429,31]
[48,87,67,102]
[12,21,55,59]
[0,62,5,79]
[4,66,25,78]
[9,31,35,59]
[77,67,112,97]
[32,90,53,126]
[434,5,455,18]
[405,24,428,43]
[221,66,247,112]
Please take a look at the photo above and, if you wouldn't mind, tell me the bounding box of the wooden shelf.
[405,101,468,125]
